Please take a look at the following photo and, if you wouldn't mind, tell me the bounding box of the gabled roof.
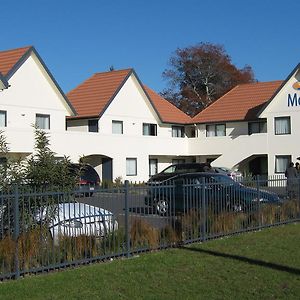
[143,85,192,124]
[67,69,132,119]
[258,63,300,116]
[192,80,283,124]
[0,46,76,115]
[67,68,192,124]
[0,46,32,77]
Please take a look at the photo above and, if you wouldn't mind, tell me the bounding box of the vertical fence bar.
[256,176,261,229]
[201,177,207,242]
[124,180,130,257]
[13,185,20,279]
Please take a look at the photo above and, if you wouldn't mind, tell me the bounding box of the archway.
[80,154,113,182]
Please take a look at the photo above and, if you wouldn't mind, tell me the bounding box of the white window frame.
[126,158,137,176]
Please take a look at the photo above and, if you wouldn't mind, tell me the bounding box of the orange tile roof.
[67,69,192,124]
[143,85,192,124]
[192,80,283,123]
[67,69,132,118]
[0,46,31,76]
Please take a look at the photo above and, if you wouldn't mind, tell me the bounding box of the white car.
[38,202,118,242]
[213,167,243,181]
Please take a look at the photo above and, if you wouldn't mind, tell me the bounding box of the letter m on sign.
[288,93,298,107]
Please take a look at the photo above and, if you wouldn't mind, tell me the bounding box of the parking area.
[78,191,172,229]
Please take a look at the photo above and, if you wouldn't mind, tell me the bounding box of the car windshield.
[162,165,176,174]
[69,164,99,182]
[81,166,99,182]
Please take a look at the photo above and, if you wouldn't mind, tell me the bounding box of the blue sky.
[2,0,300,93]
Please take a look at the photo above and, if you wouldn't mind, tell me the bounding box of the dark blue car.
[145,172,281,215]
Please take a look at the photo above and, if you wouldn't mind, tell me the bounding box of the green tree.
[0,130,25,190]
[25,127,77,190]
[0,128,79,237]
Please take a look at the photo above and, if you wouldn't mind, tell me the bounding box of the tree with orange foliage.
[161,42,255,116]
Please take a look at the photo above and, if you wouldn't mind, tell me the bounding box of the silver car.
[213,167,243,181]
[38,202,118,242]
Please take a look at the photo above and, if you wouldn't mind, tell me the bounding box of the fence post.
[13,184,20,279]
[124,180,130,258]
[201,177,207,242]
[256,175,261,228]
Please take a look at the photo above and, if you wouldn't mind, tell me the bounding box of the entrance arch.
[80,154,113,182]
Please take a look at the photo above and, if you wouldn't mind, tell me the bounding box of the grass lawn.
[0,223,299,299]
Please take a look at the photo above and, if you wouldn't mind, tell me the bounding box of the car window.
[162,165,176,174]
[212,175,236,184]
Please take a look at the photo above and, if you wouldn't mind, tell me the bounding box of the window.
[172,159,185,165]
[88,119,98,132]
[0,111,7,127]
[206,124,226,137]
[248,121,267,135]
[126,158,137,176]
[172,126,185,137]
[149,159,158,176]
[36,114,50,129]
[275,117,290,135]
[275,155,291,173]
[143,123,157,136]
[112,120,123,134]
[190,127,196,138]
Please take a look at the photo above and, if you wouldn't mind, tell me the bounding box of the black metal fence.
[0,176,299,280]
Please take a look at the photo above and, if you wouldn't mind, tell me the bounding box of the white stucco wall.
[65,73,190,181]
[260,70,300,175]
[0,53,72,132]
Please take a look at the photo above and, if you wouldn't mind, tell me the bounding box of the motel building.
[0,46,300,182]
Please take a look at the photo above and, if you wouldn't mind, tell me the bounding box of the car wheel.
[154,198,169,216]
